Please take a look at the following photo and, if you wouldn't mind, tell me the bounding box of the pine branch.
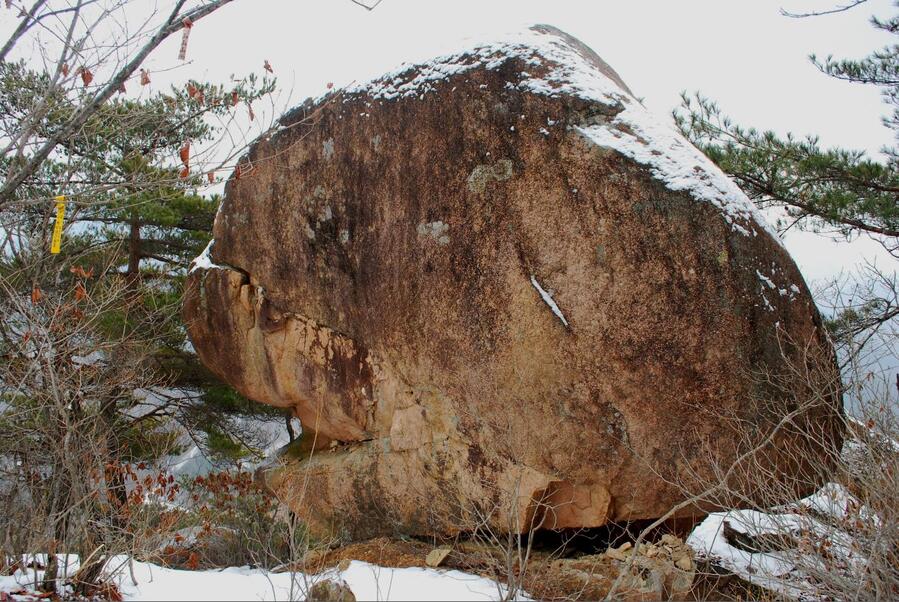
[676,93,899,240]
[738,172,899,237]
[138,251,188,267]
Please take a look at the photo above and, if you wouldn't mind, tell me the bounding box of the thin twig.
[781,0,868,18]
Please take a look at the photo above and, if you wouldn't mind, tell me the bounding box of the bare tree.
[0,254,177,594]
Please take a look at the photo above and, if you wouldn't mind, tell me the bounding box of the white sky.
[13,0,899,287]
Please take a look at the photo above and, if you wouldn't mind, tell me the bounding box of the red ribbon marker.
[178,17,193,61]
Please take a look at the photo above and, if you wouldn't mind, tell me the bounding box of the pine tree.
[0,61,280,554]
[675,1,899,348]
[1,60,274,360]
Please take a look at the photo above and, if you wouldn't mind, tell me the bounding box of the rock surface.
[531,535,697,601]
[307,579,356,602]
[184,25,843,541]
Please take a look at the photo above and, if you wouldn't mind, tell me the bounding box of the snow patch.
[189,240,220,274]
[530,275,569,327]
[577,111,777,240]
[688,482,875,601]
[756,269,799,306]
[1,556,526,601]
[756,270,776,290]
[72,350,105,367]
[127,387,299,481]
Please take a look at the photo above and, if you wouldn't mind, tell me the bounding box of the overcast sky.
[173,0,896,155]
[151,0,895,287]
[13,0,899,286]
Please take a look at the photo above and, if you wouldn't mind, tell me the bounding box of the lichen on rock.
[466,158,514,193]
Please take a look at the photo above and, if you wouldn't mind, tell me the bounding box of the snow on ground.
[160,409,296,480]
[688,509,811,599]
[129,386,300,481]
[1,557,522,601]
[687,482,873,601]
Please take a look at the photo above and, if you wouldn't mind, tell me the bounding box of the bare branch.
[349,0,383,11]
[0,0,48,63]
[781,0,868,18]
[0,0,237,209]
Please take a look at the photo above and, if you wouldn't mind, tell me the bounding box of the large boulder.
[183,25,843,541]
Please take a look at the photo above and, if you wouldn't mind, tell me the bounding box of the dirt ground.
[288,535,765,601]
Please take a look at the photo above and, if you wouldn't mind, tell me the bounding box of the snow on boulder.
[183,25,843,541]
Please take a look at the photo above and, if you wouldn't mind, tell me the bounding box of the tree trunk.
[127,220,141,285]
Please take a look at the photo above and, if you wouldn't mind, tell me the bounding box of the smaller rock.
[673,552,694,572]
[425,546,452,568]
[308,578,355,602]
[300,548,328,571]
[605,541,633,562]
[660,533,681,547]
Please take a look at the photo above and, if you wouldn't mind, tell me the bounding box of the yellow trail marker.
[50,195,66,254]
